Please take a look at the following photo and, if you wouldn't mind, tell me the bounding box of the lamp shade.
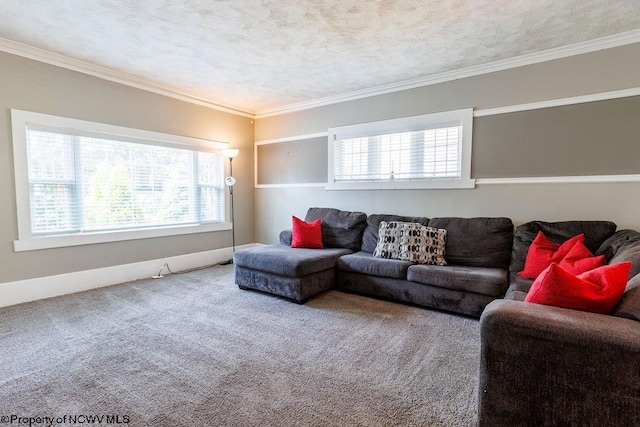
[223,149,239,159]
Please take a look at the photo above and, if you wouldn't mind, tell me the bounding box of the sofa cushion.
[503,286,528,301]
[525,262,631,314]
[510,221,617,275]
[305,207,367,251]
[361,214,430,253]
[233,244,351,278]
[505,275,535,301]
[372,221,447,265]
[427,217,514,269]
[596,229,640,280]
[613,274,640,321]
[407,265,508,297]
[336,251,412,279]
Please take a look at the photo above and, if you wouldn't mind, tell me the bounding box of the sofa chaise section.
[234,207,367,303]
[234,245,351,303]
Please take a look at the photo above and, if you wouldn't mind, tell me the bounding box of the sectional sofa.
[234,207,640,426]
[234,207,514,317]
[479,221,640,426]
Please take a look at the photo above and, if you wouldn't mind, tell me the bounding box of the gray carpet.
[0,265,480,426]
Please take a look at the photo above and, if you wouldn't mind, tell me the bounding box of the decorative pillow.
[519,232,585,279]
[525,261,632,314]
[291,216,323,249]
[373,221,447,265]
[361,214,430,253]
[557,240,606,275]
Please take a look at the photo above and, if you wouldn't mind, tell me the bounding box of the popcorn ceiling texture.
[0,0,638,113]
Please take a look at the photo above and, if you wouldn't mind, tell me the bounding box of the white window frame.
[11,109,231,252]
[327,108,475,190]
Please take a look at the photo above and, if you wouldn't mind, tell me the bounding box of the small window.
[12,110,230,251]
[327,109,474,190]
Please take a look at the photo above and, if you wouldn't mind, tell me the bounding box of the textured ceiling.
[0,1,639,115]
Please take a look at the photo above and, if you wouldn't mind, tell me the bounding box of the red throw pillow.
[525,261,632,314]
[519,232,585,279]
[557,240,606,275]
[291,216,323,249]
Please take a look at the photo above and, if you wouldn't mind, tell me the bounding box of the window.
[327,109,474,190]
[12,110,230,251]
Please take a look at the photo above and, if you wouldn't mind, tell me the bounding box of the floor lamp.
[223,149,239,264]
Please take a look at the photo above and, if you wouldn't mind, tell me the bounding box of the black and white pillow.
[373,221,447,265]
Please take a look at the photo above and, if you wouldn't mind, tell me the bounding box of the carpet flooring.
[0,265,480,426]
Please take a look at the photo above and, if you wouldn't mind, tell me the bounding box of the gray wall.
[473,96,640,178]
[254,43,640,244]
[0,52,254,283]
[257,136,327,185]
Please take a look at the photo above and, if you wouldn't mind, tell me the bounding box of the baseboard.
[0,244,256,309]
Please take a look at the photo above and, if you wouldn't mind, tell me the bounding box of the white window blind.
[328,109,474,190]
[26,129,225,236]
[334,127,461,182]
[11,109,230,251]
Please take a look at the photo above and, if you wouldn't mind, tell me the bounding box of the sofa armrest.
[479,299,640,427]
[279,229,292,245]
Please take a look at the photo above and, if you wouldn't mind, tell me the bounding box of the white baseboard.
[0,244,255,309]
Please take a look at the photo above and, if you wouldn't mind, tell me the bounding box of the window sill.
[325,179,476,191]
[13,222,232,252]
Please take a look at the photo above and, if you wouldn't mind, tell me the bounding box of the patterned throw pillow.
[373,221,447,265]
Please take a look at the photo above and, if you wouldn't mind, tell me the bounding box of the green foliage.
[84,164,144,229]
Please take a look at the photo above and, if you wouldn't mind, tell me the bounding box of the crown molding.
[255,29,640,118]
[0,37,255,118]
[2,29,640,121]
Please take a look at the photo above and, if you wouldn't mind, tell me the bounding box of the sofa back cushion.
[598,231,640,322]
[304,207,367,251]
[361,214,430,253]
[510,221,617,275]
[596,229,640,280]
[613,274,640,322]
[427,217,514,269]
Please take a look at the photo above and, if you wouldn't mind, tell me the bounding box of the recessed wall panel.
[473,96,640,178]
[257,136,327,185]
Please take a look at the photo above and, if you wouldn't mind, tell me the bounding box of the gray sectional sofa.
[235,208,640,426]
[234,207,513,317]
[479,220,640,426]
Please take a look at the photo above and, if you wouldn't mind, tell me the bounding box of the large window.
[327,109,474,190]
[12,110,230,251]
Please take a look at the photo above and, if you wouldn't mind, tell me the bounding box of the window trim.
[326,108,475,190]
[11,109,231,252]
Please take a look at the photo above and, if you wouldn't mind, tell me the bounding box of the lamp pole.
[229,156,235,253]
[223,149,239,263]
